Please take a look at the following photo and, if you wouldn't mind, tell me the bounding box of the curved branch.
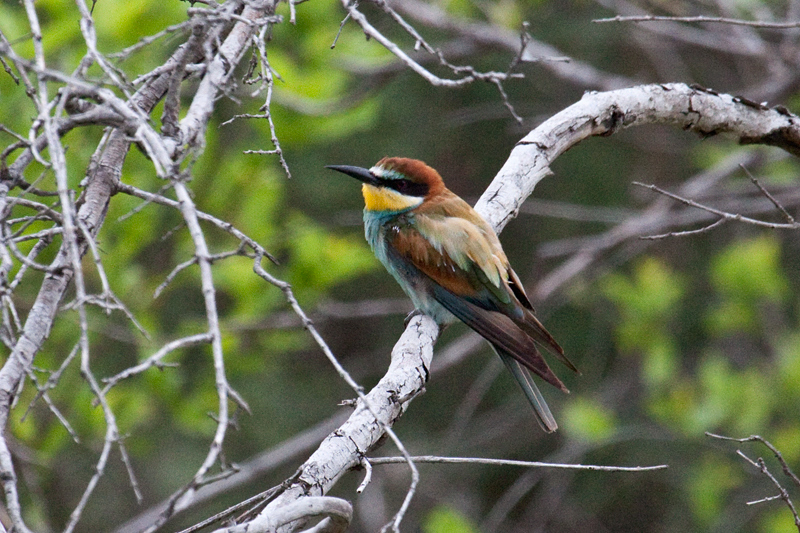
[476,83,800,231]
[224,496,353,533]
[246,82,800,531]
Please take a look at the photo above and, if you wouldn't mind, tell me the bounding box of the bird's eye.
[383,177,428,197]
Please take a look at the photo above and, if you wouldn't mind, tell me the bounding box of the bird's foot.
[404,309,424,328]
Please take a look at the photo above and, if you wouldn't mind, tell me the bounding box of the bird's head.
[327,157,446,214]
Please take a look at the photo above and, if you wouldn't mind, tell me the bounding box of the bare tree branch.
[632,179,799,231]
[2,0,799,529]
[596,14,800,29]
[366,455,668,472]
[241,82,800,532]
[707,432,800,531]
[389,0,634,90]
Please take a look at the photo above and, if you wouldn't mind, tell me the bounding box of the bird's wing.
[412,211,576,372]
[387,224,569,392]
[429,280,569,393]
[508,264,578,373]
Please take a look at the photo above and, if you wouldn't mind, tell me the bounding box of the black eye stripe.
[379,178,429,197]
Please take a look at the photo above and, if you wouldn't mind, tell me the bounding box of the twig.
[633,181,800,231]
[357,457,373,493]
[707,432,800,531]
[594,15,800,29]
[331,10,352,48]
[739,165,796,223]
[706,433,800,489]
[109,20,193,60]
[24,368,80,443]
[118,436,144,504]
[116,178,278,266]
[153,246,248,299]
[639,216,728,240]
[237,26,291,177]
[368,455,668,472]
[101,333,213,393]
[342,1,501,88]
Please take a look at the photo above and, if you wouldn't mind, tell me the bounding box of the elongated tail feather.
[496,349,558,432]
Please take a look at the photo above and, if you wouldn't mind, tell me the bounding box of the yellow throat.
[361,183,423,213]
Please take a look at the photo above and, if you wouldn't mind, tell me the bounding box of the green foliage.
[710,235,787,302]
[759,508,800,532]
[600,257,685,395]
[777,332,800,405]
[761,156,800,184]
[600,257,686,353]
[286,212,377,302]
[484,0,524,29]
[686,454,743,527]
[563,396,617,443]
[639,335,680,389]
[598,234,799,529]
[706,235,788,336]
[422,505,479,533]
[676,354,771,434]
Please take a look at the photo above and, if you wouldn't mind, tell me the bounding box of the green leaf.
[423,505,478,533]
[710,235,788,303]
[600,257,685,352]
[647,379,696,432]
[705,299,758,336]
[759,508,800,533]
[641,336,680,389]
[687,454,743,527]
[771,424,800,464]
[776,332,800,410]
[286,213,377,300]
[563,397,617,443]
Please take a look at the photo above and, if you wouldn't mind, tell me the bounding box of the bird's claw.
[404,309,424,328]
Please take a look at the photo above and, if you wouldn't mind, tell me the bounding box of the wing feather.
[387,225,570,391]
[390,219,576,373]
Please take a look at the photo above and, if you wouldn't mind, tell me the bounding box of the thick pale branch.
[475,83,800,232]
[225,496,353,533]
[248,82,800,531]
[242,314,437,532]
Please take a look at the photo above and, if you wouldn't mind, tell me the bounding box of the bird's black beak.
[325,164,378,186]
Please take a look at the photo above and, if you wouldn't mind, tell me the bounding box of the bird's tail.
[497,348,558,433]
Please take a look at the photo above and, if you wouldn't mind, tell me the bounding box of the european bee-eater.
[327,157,577,432]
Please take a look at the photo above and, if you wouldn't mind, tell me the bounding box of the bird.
[326,157,577,432]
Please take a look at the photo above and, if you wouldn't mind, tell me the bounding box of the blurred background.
[1,0,800,531]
